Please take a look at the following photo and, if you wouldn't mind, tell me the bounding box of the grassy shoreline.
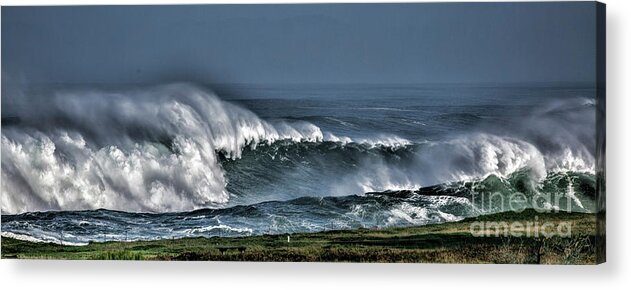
[1,209,598,263]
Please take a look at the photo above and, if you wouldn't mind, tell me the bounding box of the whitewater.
[1,83,598,243]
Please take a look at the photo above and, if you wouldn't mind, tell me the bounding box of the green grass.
[1,209,599,263]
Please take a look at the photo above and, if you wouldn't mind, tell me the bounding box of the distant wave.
[1,83,596,214]
[222,133,593,204]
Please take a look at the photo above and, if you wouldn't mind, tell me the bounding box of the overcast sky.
[1,2,597,85]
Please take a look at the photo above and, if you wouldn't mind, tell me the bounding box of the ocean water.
[1,83,597,245]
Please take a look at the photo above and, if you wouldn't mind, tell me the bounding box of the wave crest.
[2,84,323,214]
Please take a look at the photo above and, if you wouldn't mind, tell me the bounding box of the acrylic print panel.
[0,2,605,264]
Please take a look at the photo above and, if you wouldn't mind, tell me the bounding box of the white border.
[1,1,630,289]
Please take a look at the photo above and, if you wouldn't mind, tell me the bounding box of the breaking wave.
[1,83,595,214]
[1,84,411,214]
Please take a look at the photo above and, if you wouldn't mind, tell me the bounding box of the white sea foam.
[386,202,461,226]
[182,224,253,235]
[323,132,411,148]
[1,231,88,246]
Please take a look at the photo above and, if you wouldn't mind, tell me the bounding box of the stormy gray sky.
[1,2,596,85]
